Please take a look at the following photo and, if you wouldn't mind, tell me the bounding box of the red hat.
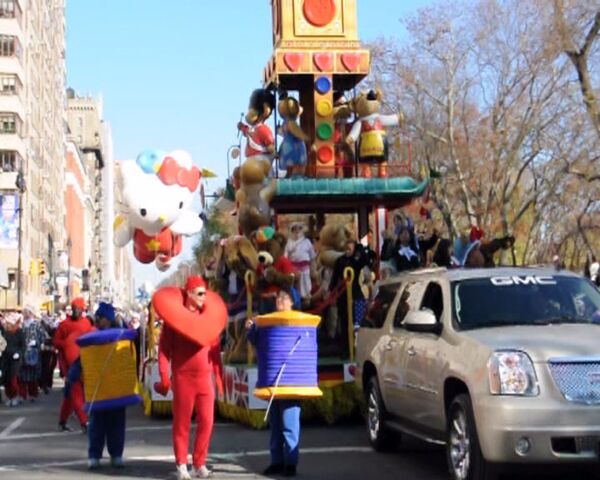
[71,297,86,310]
[185,275,206,291]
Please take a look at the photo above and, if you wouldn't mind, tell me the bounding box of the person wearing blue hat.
[66,302,133,471]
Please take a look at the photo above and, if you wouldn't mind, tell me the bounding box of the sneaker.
[176,464,192,480]
[87,458,100,470]
[81,423,88,434]
[110,456,124,468]
[192,465,212,478]
[283,465,297,477]
[10,398,19,407]
[59,423,73,432]
[263,464,284,475]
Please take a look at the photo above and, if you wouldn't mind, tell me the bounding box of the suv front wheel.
[446,394,497,480]
[366,376,394,451]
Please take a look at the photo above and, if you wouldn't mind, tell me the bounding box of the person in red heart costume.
[53,297,93,432]
[152,276,227,480]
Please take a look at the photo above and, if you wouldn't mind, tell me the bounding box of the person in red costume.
[154,276,225,480]
[53,297,93,432]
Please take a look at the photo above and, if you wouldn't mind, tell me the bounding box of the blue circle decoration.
[136,149,165,174]
[315,76,331,95]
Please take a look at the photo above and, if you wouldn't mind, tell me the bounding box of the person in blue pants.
[246,287,300,477]
[65,302,128,470]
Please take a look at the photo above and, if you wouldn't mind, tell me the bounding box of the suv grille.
[549,360,600,405]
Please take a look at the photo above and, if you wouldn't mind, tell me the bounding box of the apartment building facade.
[0,0,67,311]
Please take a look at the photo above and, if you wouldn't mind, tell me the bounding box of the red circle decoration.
[317,145,334,164]
[303,0,336,27]
[152,287,227,347]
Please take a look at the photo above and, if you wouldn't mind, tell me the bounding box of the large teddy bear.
[255,229,296,314]
[311,222,353,343]
[318,222,354,269]
[219,235,259,364]
[235,157,277,236]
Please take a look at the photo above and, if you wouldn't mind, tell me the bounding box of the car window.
[362,283,399,329]
[452,275,600,330]
[393,281,426,328]
[420,282,444,322]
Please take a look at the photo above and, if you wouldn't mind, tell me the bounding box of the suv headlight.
[487,351,539,396]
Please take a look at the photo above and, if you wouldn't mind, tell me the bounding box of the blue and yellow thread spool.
[77,329,141,413]
[253,310,323,400]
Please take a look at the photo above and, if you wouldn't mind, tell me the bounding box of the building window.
[0,113,20,134]
[0,74,20,95]
[8,269,16,290]
[0,0,17,18]
[0,35,20,57]
[0,150,20,171]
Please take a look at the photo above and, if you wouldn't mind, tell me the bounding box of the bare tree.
[554,0,600,137]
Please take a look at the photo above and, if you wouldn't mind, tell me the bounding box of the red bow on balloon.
[157,156,201,192]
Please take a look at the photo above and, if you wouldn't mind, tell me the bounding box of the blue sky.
[66,0,436,289]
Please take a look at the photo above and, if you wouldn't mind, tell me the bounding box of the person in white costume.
[285,223,316,300]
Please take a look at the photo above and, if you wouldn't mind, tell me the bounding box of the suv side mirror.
[404,310,443,335]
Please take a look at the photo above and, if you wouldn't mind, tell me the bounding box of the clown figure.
[284,222,316,301]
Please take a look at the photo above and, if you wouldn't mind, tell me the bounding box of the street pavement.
[0,383,595,479]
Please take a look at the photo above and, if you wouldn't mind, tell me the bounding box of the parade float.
[210,0,428,428]
[134,0,429,425]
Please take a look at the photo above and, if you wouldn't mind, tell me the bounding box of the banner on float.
[222,365,268,410]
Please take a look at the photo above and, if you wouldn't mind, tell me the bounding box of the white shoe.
[4,400,11,407]
[10,398,19,407]
[176,464,192,480]
[192,465,213,478]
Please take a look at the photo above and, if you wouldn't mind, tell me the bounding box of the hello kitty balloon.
[114,149,203,271]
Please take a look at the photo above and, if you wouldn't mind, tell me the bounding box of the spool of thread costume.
[248,299,322,475]
[152,276,227,476]
[67,302,140,467]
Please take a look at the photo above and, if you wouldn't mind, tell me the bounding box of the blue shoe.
[110,456,124,468]
[87,458,100,470]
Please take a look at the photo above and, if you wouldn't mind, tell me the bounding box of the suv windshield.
[452,275,600,330]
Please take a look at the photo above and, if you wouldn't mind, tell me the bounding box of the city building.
[0,0,67,311]
[66,90,132,308]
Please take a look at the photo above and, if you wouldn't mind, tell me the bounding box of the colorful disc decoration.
[303,0,336,27]
[317,145,334,164]
[316,99,333,117]
[315,76,332,95]
[316,123,333,140]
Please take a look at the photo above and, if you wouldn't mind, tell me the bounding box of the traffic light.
[38,259,46,276]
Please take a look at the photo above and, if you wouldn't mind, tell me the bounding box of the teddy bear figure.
[254,230,296,314]
[219,235,259,364]
[333,93,356,178]
[277,93,309,178]
[235,158,277,236]
[345,89,404,178]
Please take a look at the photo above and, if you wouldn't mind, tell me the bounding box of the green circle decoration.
[316,122,333,140]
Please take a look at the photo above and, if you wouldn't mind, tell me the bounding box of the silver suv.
[355,267,600,480]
